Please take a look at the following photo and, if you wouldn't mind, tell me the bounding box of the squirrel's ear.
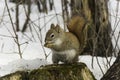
[50,24,55,29]
[55,24,63,33]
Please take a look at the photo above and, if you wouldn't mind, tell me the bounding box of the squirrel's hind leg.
[52,53,59,64]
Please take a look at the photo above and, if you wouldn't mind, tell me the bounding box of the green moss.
[28,62,96,80]
[0,71,28,80]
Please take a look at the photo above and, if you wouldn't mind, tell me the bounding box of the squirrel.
[44,15,90,64]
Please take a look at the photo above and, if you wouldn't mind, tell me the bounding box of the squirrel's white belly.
[52,49,77,63]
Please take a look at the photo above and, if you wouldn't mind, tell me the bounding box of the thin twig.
[5,0,22,58]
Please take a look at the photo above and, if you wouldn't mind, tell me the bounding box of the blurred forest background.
[0,0,120,79]
[9,0,118,57]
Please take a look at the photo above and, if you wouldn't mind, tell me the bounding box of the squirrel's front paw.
[44,43,53,48]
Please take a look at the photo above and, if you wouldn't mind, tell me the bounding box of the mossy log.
[0,62,96,80]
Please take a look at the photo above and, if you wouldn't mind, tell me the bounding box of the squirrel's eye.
[50,33,54,38]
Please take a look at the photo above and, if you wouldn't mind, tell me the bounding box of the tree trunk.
[101,51,120,80]
[70,0,113,57]
[22,0,31,32]
[15,1,20,31]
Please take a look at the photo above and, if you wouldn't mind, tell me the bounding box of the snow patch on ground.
[0,58,48,77]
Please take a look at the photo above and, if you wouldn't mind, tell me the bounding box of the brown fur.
[67,15,88,53]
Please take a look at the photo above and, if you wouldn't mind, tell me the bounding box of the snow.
[0,58,48,76]
[0,0,119,80]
